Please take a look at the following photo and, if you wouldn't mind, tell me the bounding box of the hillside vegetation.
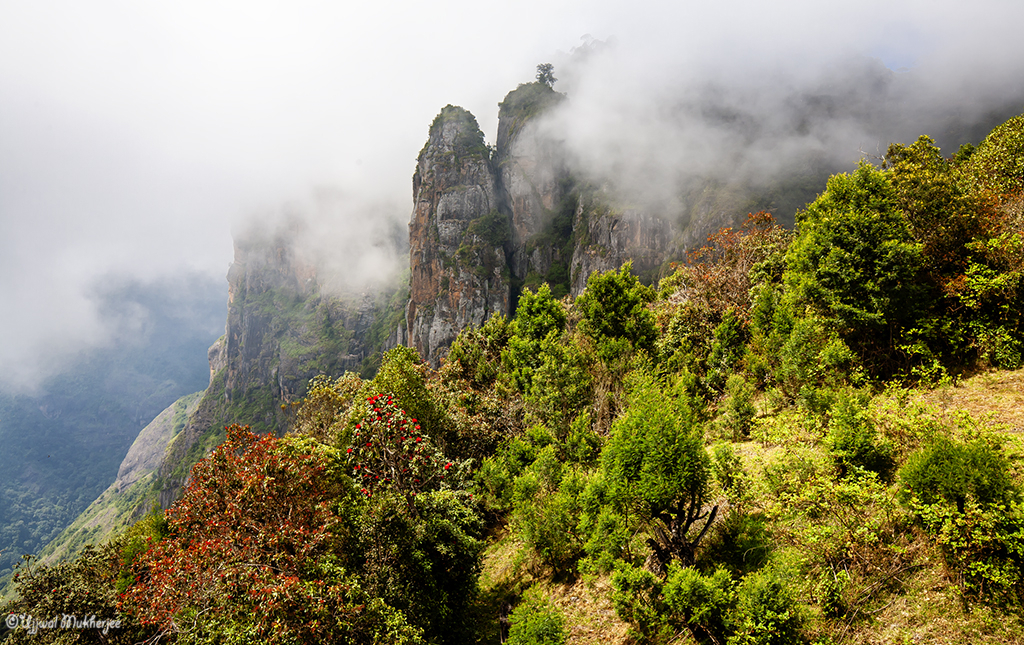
[3,117,1023,644]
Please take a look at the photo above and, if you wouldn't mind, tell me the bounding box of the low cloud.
[2,0,1023,389]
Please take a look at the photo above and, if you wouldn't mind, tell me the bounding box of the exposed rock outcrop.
[495,83,571,281]
[569,195,676,296]
[403,85,682,364]
[406,106,511,364]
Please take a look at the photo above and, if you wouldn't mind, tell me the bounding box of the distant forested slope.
[0,274,224,585]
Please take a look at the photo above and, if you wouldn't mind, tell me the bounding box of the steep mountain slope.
[29,78,1023,593]
[28,391,203,571]
[154,223,407,508]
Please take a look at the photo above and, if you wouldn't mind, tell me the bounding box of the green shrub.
[525,334,593,432]
[512,463,588,574]
[899,435,1016,511]
[695,509,772,577]
[783,161,929,372]
[506,592,568,645]
[973,322,1024,370]
[663,564,734,644]
[444,314,510,388]
[475,427,548,511]
[728,565,802,645]
[371,346,455,449]
[710,441,746,496]
[562,412,602,466]
[503,284,568,392]
[826,392,894,479]
[718,374,757,441]
[706,309,748,391]
[362,489,483,645]
[611,562,673,643]
[914,500,1024,602]
[900,435,1022,602]
[575,262,657,359]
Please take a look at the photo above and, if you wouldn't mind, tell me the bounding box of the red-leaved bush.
[119,424,418,644]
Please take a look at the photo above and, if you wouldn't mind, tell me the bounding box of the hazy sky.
[2,0,1023,389]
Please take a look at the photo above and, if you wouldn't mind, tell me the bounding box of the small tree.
[536,63,557,88]
[576,262,657,358]
[503,283,568,391]
[784,161,928,372]
[601,369,716,571]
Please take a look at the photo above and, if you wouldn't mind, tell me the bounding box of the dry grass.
[474,529,634,645]
[543,577,633,645]
[922,368,1024,434]
[847,565,1024,645]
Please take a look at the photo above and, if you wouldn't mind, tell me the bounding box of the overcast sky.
[2,0,1023,390]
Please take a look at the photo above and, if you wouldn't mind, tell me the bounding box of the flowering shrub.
[348,393,471,512]
[119,424,420,644]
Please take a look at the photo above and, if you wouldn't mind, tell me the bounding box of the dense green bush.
[2,540,150,644]
[663,564,734,644]
[525,334,592,432]
[717,374,757,441]
[443,313,510,389]
[915,499,1024,602]
[784,162,929,372]
[506,592,568,645]
[576,262,657,360]
[613,560,801,645]
[611,562,673,643]
[360,488,484,645]
[728,566,802,645]
[370,346,455,450]
[706,309,748,391]
[503,284,568,392]
[899,435,1016,511]
[899,435,1022,601]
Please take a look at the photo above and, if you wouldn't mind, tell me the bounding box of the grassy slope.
[476,368,1024,645]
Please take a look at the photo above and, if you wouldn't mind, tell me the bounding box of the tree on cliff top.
[536,63,557,88]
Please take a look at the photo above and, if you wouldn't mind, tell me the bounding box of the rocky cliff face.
[495,83,571,282]
[406,106,511,364]
[154,223,405,508]
[404,85,680,365]
[569,195,676,296]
